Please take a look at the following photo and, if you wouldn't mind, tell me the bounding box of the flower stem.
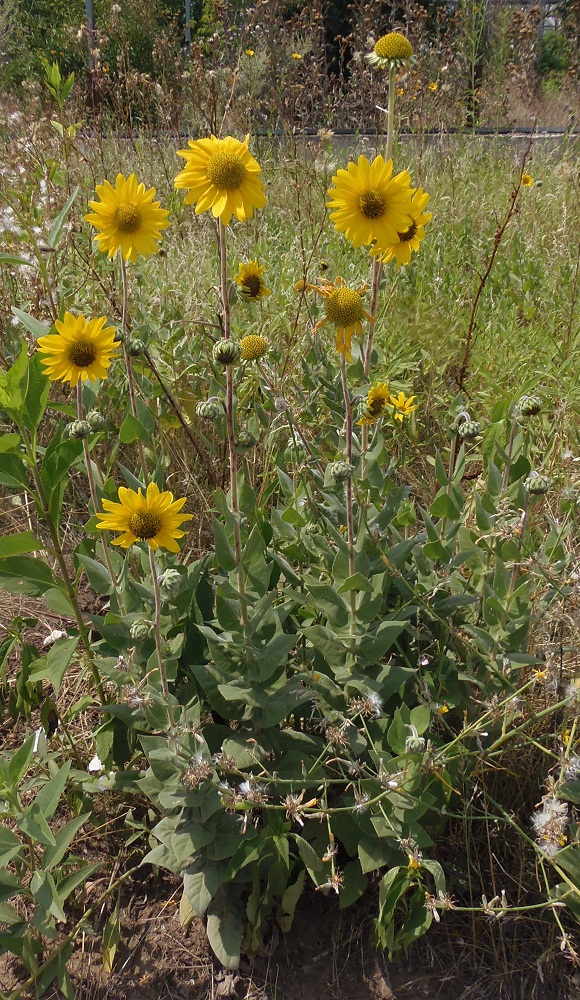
[362,64,397,459]
[340,354,357,668]
[120,254,147,483]
[219,219,248,629]
[148,546,175,728]
[76,382,121,606]
[17,419,105,702]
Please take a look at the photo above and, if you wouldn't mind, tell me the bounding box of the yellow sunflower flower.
[428,81,438,92]
[96,482,193,553]
[174,134,266,226]
[327,155,413,249]
[310,276,374,363]
[234,260,271,300]
[357,382,391,426]
[390,391,418,422]
[245,49,255,57]
[85,173,170,263]
[521,173,533,188]
[240,335,269,360]
[366,32,413,70]
[37,312,120,386]
[371,187,432,268]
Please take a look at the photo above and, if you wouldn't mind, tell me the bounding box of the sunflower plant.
[0,33,579,993]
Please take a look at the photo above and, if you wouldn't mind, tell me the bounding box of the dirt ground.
[1,869,579,1000]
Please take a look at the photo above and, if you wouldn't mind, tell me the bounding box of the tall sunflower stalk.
[75,382,121,607]
[339,354,358,667]
[218,219,249,629]
[173,134,266,632]
[362,61,397,471]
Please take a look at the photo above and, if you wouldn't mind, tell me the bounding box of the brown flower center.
[368,396,386,416]
[113,203,142,233]
[243,275,262,298]
[129,511,162,540]
[398,221,418,243]
[359,189,386,220]
[207,151,247,191]
[326,287,364,327]
[67,340,97,368]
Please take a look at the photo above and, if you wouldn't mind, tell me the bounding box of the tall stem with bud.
[218,219,248,628]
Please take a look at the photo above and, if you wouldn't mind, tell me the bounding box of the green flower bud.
[236,428,258,453]
[196,398,223,420]
[457,420,482,440]
[516,394,542,418]
[86,410,106,431]
[127,338,145,357]
[67,419,91,440]
[524,471,550,495]
[328,460,354,483]
[213,338,241,367]
[160,568,182,597]
[129,618,154,640]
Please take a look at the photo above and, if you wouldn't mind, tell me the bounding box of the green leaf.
[293,835,323,872]
[0,254,37,268]
[340,859,368,908]
[358,836,394,873]
[0,531,43,559]
[47,186,79,249]
[11,308,51,340]
[102,895,121,975]
[0,342,29,410]
[8,734,35,787]
[42,813,90,871]
[18,805,57,847]
[337,572,373,594]
[0,870,23,904]
[206,889,243,970]
[34,760,72,821]
[0,555,57,597]
[21,354,50,435]
[213,518,236,571]
[0,827,24,867]
[279,870,305,932]
[0,453,29,489]
[183,862,226,918]
[0,433,21,454]
[56,863,101,902]
[430,491,462,520]
[77,554,114,596]
[119,412,150,444]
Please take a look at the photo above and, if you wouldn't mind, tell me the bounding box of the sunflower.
[38,312,120,387]
[174,135,266,226]
[85,173,170,263]
[521,173,533,188]
[357,382,391,426]
[371,187,432,268]
[234,260,271,300]
[366,32,413,70]
[96,482,193,553]
[327,156,413,249]
[310,277,374,363]
[390,391,418,422]
[240,335,269,360]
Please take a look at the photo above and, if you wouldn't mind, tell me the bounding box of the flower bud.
[196,398,223,420]
[516,395,542,418]
[129,618,154,640]
[67,419,91,439]
[236,428,258,453]
[86,410,105,431]
[524,471,550,495]
[160,568,182,597]
[127,338,145,356]
[457,420,482,440]
[213,338,241,366]
[328,460,354,483]
[274,396,288,412]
